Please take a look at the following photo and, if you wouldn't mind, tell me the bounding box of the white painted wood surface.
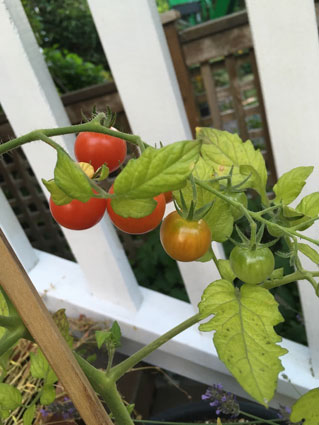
[0,189,38,272]
[0,0,142,310]
[246,0,319,374]
[31,249,318,407]
[87,0,222,309]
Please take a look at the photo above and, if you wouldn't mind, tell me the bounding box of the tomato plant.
[106,186,166,234]
[229,245,275,284]
[74,131,127,172]
[160,211,211,262]
[50,196,107,230]
[163,191,173,203]
[225,191,248,221]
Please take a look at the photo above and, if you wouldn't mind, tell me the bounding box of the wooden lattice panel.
[0,147,74,261]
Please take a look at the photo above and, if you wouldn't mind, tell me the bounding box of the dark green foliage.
[43,47,109,93]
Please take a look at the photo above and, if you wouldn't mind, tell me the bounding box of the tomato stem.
[109,313,202,382]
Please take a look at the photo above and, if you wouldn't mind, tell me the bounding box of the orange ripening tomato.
[160,211,211,262]
[106,186,166,234]
[50,196,107,230]
[74,131,127,172]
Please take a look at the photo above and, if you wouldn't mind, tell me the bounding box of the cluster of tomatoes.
[49,132,212,262]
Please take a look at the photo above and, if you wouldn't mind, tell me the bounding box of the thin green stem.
[261,270,319,289]
[210,248,222,277]
[110,313,202,382]
[239,410,279,425]
[0,315,21,329]
[0,119,150,156]
[194,178,319,247]
[106,346,115,375]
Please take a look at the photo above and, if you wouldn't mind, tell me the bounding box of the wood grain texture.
[0,229,113,425]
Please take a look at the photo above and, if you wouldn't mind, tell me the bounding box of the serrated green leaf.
[0,383,22,410]
[217,259,236,282]
[198,280,287,406]
[296,192,319,218]
[52,309,73,348]
[54,148,93,202]
[199,128,268,204]
[114,141,200,199]
[291,388,319,425]
[30,349,57,385]
[273,166,313,205]
[40,384,56,405]
[95,330,112,349]
[110,197,156,218]
[205,198,234,242]
[23,404,36,425]
[42,179,72,205]
[298,243,319,265]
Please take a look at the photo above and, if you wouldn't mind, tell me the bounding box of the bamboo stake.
[0,229,113,425]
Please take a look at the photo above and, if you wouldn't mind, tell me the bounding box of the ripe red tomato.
[160,211,211,262]
[74,131,127,172]
[106,186,166,234]
[50,196,107,230]
[164,191,173,203]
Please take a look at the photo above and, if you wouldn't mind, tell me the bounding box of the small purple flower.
[216,409,221,415]
[40,409,49,418]
[210,400,219,407]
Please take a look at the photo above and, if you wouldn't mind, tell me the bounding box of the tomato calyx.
[174,175,214,222]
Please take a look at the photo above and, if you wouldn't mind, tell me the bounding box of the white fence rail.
[0,0,319,408]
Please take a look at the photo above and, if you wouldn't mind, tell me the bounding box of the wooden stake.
[0,229,113,425]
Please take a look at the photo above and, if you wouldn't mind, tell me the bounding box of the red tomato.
[164,191,173,203]
[160,211,211,262]
[74,131,127,172]
[106,186,166,234]
[50,196,107,230]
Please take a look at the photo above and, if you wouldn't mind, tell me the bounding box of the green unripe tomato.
[229,245,275,284]
[225,192,248,221]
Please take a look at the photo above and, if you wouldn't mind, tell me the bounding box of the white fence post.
[87,0,223,307]
[0,189,38,272]
[0,0,142,310]
[246,0,319,374]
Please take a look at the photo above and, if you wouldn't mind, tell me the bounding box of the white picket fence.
[1,0,319,408]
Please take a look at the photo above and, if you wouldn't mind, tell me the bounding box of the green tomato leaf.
[0,383,22,410]
[40,384,56,405]
[217,259,236,282]
[205,198,234,242]
[23,404,36,425]
[296,192,319,218]
[30,349,58,385]
[54,147,93,202]
[290,388,319,425]
[110,197,156,218]
[95,330,112,349]
[298,243,319,265]
[97,164,109,181]
[273,166,313,205]
[110,321,121,348]
[198,280,287,406]
[52,309,73,348]
[114,141,200,198]
[42,179,72,205]
[199,128,268,204]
